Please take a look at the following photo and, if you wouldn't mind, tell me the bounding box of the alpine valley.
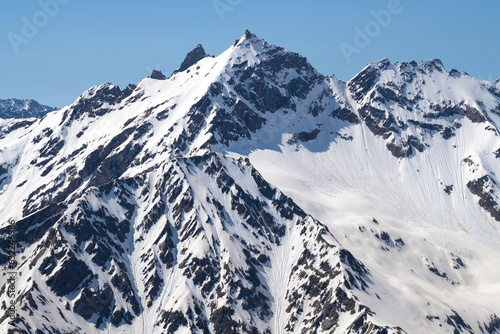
[1,31,500,334]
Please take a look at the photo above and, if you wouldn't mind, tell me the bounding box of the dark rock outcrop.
[174,44,208,74]
[149,70,167,80]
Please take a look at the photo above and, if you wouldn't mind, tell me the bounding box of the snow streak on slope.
[0,30,500,333]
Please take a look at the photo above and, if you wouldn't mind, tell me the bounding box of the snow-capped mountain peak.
[0,98,56,119]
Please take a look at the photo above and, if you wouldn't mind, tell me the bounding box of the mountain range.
[1,30,500,333]
[0,99,56,120]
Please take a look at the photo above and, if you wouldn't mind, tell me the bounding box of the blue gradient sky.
[1,0,499,107]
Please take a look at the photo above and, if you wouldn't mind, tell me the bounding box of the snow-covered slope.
[0,98,56,119]
[0,30,499,333]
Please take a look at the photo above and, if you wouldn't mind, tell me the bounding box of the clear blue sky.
[1,0,499,107]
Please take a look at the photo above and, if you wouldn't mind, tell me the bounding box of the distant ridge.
[0,98,56,119]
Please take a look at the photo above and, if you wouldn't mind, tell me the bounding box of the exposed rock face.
[174,44,208,74]
[467,175,500,221]
[0,31,500,334]
[149,70,167,80]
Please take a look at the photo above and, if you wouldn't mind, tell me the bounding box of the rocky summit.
[0,31,500,333]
